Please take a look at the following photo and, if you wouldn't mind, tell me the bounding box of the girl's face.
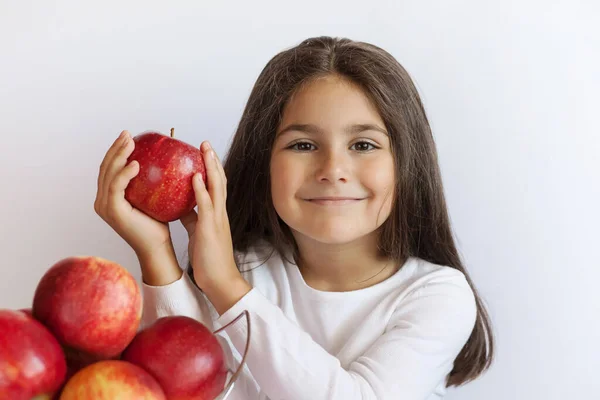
[270,75,395,246]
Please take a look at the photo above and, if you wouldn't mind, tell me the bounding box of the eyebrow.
[276,123,389,138]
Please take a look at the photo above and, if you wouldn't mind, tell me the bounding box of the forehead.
[279,75,385,128]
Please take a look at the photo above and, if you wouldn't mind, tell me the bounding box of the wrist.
[136,241,182,286]
[201,272,251,316]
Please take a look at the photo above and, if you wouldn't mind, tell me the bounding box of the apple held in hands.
[125,128,207,222]
[122,315,228,400]
[32,256,142,359]
[0,309,67,400]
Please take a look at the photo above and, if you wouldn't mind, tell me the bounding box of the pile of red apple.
[1,130,235,399]
[0,256,228,399]
[0,256,227,400]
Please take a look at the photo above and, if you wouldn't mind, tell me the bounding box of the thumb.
[179,209,198,238]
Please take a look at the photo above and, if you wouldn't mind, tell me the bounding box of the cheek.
[362,157,395,195]
[361,157,395,225]
[270,156,301,208]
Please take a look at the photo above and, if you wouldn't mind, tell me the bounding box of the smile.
[305,198,363,206]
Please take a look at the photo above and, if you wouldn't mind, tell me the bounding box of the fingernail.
[210,150,216,159]
[195,173,203,182]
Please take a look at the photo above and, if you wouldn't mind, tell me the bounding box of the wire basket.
[212,310,251,400]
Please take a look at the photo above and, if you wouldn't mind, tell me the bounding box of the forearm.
[136,241,182,286]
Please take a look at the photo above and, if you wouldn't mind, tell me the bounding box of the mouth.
[305,197,364,206]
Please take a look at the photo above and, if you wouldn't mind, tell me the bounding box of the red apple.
[122,316,227,400]
[125,128,207,222]
[32,256,142,359]
[0,309,67,400]
[59,360,166,400]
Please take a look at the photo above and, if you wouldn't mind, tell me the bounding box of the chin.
[292,221,370,246]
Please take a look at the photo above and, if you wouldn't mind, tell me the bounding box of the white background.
[1,1,598,399]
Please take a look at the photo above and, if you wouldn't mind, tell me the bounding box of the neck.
[292,231,398,292]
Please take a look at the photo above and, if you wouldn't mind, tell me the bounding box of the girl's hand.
[94,130,173,258]
[180,142,251,313]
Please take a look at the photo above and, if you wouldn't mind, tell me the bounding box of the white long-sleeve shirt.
[140,241,477,400]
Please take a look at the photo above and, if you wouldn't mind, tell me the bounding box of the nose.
[315,149,350,183]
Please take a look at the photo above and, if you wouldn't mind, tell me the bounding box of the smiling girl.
[95,36,494,399]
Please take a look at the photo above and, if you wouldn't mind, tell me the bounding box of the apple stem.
[170,127,175,138]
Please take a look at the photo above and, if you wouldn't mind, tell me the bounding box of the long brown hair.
[217,36,494,386]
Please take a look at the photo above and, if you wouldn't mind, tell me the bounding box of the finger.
[98,131,128,193]
[179,209,198,238]
[192,173,213,218]
[202,142,223,210]
[109,159,139,194]
[103,133,135,206]
[106,160,139,219]
[210,146,228,202]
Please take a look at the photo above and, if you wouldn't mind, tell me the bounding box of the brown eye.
[288,142,315,151]
[351,141,377,151]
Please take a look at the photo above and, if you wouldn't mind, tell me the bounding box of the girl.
[95,36,494,399]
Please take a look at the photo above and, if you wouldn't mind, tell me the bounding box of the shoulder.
[389,257,478,340]
[402,257,475,296]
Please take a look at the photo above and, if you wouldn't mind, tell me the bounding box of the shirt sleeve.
[139,269,215,331]
[212,272,478,400]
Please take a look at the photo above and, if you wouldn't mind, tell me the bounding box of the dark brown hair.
[211,36,493,386]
